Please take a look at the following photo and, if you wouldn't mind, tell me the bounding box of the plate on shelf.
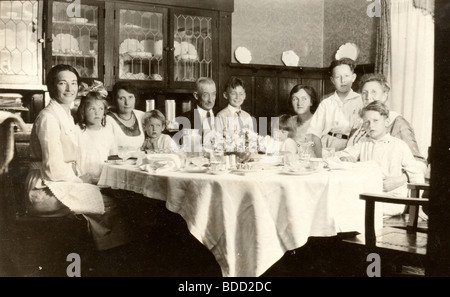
[123,23,141,29]
[127,51,153,58]
[69,17,88,24]
[52,34,60,52]
[235,46,252,64]
[55,33,79,53]
[119,38,143,54]
[140,39,162,56]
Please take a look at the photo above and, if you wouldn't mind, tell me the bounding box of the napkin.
[118,149,145,161]
[138,153,182,173]
[325,156,358,170]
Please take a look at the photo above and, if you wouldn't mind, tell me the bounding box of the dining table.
[97,156,384,277]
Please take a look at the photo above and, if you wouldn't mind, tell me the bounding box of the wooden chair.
[1,120,91,276]
[341,183,429,276]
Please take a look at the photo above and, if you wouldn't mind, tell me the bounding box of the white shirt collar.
[227,105,241,114]
[370,133,391,143]
[196,106,213,118]
[331,89,361,103]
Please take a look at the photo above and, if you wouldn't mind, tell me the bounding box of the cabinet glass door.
[172,10,214,84]
[0,0,42,86]
[50,0,102,79]
[118,6,165,81]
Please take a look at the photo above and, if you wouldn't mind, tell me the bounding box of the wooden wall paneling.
[233,75,253,115]
[254,76,277,136]
[278,78,301,115]
[301,78,324,102]
[217,10,233,110]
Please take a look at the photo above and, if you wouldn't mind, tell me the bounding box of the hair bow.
[78,80,108,98]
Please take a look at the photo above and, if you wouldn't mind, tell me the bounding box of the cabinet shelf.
[53,20,97,27]
[52,53,97,58]
[0,106,29,111]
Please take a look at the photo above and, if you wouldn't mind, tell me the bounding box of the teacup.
[309,158,325,170]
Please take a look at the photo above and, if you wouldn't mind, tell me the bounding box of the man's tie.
[236,110,244,130]
[206,111,213,129]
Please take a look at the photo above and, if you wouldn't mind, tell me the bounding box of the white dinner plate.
[279,168,323,176]
[183,167,208,173]
[113,159,137,165]
[230,168,259,174]
[207,169,230,175]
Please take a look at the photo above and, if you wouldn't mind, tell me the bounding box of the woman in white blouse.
[105,82,145,151]
[25,64,131,251]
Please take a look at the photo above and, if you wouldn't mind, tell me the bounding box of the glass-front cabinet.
[171,8,216,89]
[45,0,104,82]
[114,3,218,90]
[0,0,43,87]
[116,4,166,82]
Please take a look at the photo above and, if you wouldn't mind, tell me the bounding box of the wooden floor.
[0,196,426,277]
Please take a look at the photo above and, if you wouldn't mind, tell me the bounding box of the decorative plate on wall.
[235,46,252,64]
[335,42,359,61]
[281,50,299,66]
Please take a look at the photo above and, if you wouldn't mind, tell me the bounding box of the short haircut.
[111,81,140,104]
[359,73,391,93]
[46,64,81,99]
[289,84,319,114]
[76,91,109,129]
[329,57,356,75]
[142,109,166,127]
[195,77,215,92]
[361,101,389,118]
[224,77,245,92]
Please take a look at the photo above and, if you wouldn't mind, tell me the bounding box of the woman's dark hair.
[76,91,109,130]
[111,81,140,105]
[289,84,319,114]
[46,64,81,99]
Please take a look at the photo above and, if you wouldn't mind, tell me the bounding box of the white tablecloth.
[98,161,383,277]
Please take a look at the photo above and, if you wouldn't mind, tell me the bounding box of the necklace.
[118,113,133,121]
